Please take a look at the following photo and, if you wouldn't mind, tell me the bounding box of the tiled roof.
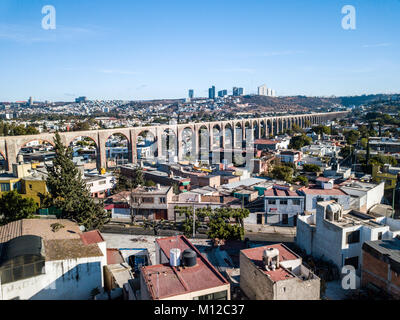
[141,235,228,299]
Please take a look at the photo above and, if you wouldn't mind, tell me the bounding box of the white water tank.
[170,248,181,267]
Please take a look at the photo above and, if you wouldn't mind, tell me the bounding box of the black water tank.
[182,249,197,267]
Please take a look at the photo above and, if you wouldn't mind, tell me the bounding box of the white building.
[0,219,107,300]
[339,180,385,213]
[258,84,267,96]
[263,186,304,226]
[296,201,400,276]
[85,172,116,198]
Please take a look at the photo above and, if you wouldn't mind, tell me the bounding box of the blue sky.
[0,0,399,101]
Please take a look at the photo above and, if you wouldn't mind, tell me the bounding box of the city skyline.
[0,0,399,101]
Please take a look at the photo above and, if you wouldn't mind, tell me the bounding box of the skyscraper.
[28,96,33,106]
[218,90,228,97]
[208,86,216,99]
[188,89,194,99]
[233,87,244,96]
[258,84,267,96]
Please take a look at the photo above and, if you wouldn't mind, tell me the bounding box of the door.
[257,214,263,225]
[155,209,168,220]
[282,214,288,225]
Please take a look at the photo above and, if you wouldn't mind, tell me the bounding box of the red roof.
[80,230,104,245]
[106,248,125,265]
[264,188,299,197]
[141,235,228,299]
[241,244,300,282]
[254,139,278,145]
[300,187,347,196]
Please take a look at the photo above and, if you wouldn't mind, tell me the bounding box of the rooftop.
[141,235,228,299]
[241,244,300,282]
[363,238,400,273]
[0,219,103,261]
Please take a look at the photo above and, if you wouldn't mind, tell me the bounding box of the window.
[29,184,33,190]
[268,199,276,205]
[344,256,359,270]
[280,199,288,205]
[346,230,360,244]
[195,290,227,300]
[159,197,166,204]
[378,232,383,240]
[142,197,154,204]
[99,180,106,185]
[292,199,301,206]
[1,183,10,192]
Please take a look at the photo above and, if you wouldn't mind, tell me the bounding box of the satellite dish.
[79,225,86,232]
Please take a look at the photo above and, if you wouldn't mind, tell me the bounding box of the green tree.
[0,191,38,225]
[344,130,360,145]
[302,164,321,173]
[289,134,312,150]
[270,165,294,182]
[294,175,309,187]
[144,180,156,187]
[312,125,331,135]
[46,133,109,230]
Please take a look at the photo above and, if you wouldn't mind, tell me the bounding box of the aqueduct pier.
[0,111,349,172]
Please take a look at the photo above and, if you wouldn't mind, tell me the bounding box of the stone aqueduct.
[0,111,348,172]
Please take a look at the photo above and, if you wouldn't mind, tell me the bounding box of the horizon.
[2,91,400,104]
[1,0,399,101]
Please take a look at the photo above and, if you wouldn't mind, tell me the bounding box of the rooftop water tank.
[169,248,181,267]
[182,249,197,267]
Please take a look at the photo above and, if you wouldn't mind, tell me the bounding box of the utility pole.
[192,203,196,239]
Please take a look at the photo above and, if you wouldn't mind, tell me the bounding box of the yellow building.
[0,163,48,206]
[372,165,400,190]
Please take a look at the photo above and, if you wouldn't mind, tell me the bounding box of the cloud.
[362,43,392,48]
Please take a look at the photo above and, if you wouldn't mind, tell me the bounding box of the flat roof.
[141,235,228,299]
[0,219,103,261]
[241,244,300,282]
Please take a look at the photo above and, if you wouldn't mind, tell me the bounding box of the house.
[372,164,400,190]
[240,243,320,300]
[0,219,106,300]
[361,238,400,298]
[278,150,302,165]
[298,185,350,214]
[254,138,290,151]
[339,180,385,213]
[296,201,400,278]
[138,235,230,300]
[107,185,174,221]
[84,172,116,198]
[263,186,304,226]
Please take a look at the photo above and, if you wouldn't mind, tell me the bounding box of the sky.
[0,0,399,102]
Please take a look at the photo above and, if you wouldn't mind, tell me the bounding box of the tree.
[270,165,294,182]
[289,134,312,150]
[302,163,321,173]
[344,130,360,145]
[312,125,331,135]
[144,180,156,187]
[0,191,38,225]
[294,175,309,187]
[46,133,109,230]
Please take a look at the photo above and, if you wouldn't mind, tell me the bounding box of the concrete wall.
[0,256,103,300]
[239,251,319,300]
